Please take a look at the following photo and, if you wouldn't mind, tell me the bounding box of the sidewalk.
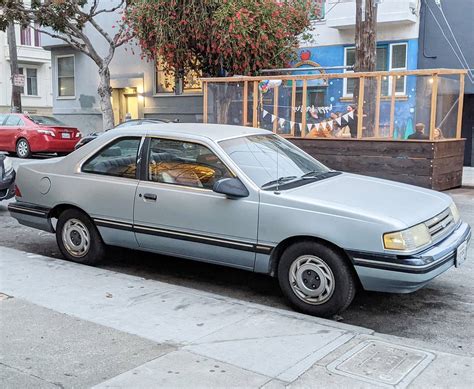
[1,246,473,389]
[462,166,474,187]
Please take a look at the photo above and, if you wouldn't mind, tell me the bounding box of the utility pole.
[7,22,22,113]
[354,0,378,136]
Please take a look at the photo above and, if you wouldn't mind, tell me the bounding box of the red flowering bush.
[126,0,314,77]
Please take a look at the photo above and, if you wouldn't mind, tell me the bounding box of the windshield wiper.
[261,176,298,189]
[301,171,341,180]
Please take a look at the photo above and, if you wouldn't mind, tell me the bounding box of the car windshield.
[30,115,66,126]
[219,134,332,189]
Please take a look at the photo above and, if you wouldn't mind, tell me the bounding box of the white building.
[0,23,52,114]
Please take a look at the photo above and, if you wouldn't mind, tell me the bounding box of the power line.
[435,0,474,79]
[425,1,474,83]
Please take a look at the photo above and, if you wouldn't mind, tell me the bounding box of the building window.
[19,23,41,47]
[18,67,38,96]
[155,58,202,95]
[311,0,326,20]
[343,43,407,97]
[57,55,75,97]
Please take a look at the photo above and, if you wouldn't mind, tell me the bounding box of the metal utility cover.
[327,340,435,388]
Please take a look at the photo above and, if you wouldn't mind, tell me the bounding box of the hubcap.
[61,219,90,258]
[17,141,28,157]
[289,255,335,305]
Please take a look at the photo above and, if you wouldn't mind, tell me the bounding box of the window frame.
[56,54,76,99]
[310,0,326,21]
[80,136,143,180]
[153,59,203,96]
[143,136,235,191]
[18,66,39,96]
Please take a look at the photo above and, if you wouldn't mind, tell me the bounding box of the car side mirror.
[213,178,249,199]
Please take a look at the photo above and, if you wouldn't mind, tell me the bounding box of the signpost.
[13,74,25,88]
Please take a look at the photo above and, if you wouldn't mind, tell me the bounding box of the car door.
[133,136,260,270]
[79,136,143,248]
[0,115,22,151]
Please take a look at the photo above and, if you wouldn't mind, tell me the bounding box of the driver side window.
[147,138,232,189]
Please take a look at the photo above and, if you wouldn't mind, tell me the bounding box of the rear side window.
[4,115,24,126]
[82,137,141,179]
[0,114,7,126]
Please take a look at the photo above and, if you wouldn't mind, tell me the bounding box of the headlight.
[383,223,431,251]
[449,203,460,224]
[3,157,13,175]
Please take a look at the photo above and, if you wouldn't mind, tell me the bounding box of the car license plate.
[61,133,71,139]
[455,240,468,268]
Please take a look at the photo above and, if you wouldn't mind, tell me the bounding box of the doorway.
[112,87,139,125]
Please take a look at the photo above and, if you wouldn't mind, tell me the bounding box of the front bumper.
[0,170,16,201]
[349,221,472,293]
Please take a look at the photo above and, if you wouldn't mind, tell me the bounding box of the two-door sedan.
[8,124,471,317]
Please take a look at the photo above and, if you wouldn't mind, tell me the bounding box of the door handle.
[143,193,157,201]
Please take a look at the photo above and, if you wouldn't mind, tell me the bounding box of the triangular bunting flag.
[295,123,300,132]
[348,110,354,119]
[321,121,327,128]
[328,121,333,130]
[271,115,276,122]
[262,110,268,118]
[342,113,349,121]
[289,121,295,129]
[279,118,285,127]
[336,117,342,126]
[307,124,313,132]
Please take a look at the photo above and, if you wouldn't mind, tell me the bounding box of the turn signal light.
[15,185,22,197]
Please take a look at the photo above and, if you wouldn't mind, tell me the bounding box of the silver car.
[8,124,471,317]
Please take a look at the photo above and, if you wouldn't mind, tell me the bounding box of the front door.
[133,137,260,270]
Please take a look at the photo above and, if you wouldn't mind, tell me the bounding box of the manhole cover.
[327,340,434,388]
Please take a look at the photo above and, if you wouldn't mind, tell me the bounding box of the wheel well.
[269,236,361,285]
[48,204,90,221]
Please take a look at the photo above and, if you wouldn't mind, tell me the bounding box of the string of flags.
[262,109,354,131]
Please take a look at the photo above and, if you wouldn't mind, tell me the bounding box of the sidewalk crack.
[0,362,65,388]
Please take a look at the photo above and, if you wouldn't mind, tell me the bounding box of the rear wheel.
[278,241,356,318]
[56,209,106,265]
[16,138,31,159]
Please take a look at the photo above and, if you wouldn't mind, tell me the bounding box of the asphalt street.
[1,155,473,358]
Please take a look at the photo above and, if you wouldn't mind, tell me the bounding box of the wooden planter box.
[289,138,465,191]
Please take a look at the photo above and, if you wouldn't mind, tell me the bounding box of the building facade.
[0,23,52,114]
[417,0,473,166]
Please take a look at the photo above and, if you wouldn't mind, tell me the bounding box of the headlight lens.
[383,223,431,251]
[3,157,13,174]
[450,203,460,224]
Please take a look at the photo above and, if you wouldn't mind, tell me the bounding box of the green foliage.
[126,0,314,77]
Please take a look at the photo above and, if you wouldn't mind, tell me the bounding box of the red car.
[0,113,81,158]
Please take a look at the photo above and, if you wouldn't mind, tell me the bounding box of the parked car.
[74,118,174,150]
[0,113,81,158]
[0,155,15,201]
[8,124,471,317]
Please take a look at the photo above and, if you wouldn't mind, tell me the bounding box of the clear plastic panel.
[435,75,460,139]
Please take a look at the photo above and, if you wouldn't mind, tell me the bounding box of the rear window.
[29,115,66,126]
[4,115,24,126]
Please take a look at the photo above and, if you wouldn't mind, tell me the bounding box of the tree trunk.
[98,66,115,130]
[354,0,378,137]
[7,22,22,113]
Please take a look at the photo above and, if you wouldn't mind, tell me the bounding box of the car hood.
[282,173,452,229]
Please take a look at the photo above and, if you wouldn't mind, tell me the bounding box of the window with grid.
[57,56,75,97]
[18,67,38,96]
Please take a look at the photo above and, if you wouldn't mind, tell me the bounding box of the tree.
[6,22,22,112]
[0,0,132,130]
[126,0,314,78]
[354,0,378,137]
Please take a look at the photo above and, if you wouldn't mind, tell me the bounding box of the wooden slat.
[202,81,208,123]
[456,74,465,139]
[252,81,258,128]
[375,75,382,137]
[357,77,364,139]
[291,81,296,136]
[272,85,279,133]
[429,74,439,140]
[389,75,397,138]
[243,81,248,126]
[201,68,467,83]
[301,80,307,137]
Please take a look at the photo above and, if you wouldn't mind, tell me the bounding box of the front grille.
[425,208,455,241]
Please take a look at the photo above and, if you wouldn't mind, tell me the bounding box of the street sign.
[13,74,25,87]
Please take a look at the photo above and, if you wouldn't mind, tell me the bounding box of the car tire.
[56,209,106,265]
[278,241,356,318]
[16,138,31,159]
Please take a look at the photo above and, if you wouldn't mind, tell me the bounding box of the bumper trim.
[8,203,51,218]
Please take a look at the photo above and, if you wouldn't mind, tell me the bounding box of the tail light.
[15,185,22,197]
[37,129,56,137]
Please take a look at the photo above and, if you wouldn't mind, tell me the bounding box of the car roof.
[112,123,271,142]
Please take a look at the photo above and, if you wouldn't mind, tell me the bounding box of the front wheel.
[56,209,106,265]
[278,241,356,318]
